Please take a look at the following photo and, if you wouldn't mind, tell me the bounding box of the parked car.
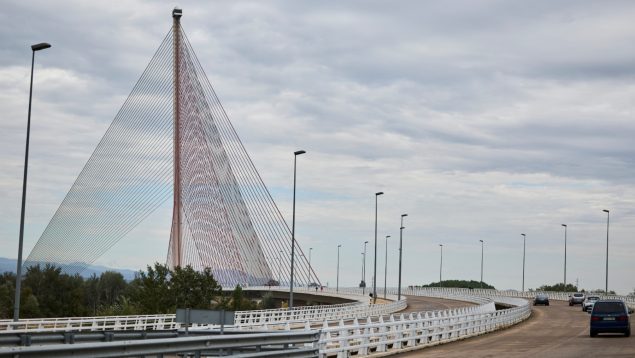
[589,299,632,337]
[583,296,600,312]
[569,293,585,306]
[534,293,550,306]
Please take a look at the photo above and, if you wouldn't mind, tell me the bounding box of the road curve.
[399,295,475,314]
[398,300,635,357]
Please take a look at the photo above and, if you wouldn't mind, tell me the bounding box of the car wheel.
[569,302,573,306]
[625,329,631,338]
[546,302,549,306]
[590,329,597,337]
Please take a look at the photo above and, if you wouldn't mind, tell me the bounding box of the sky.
[1,0,635,294]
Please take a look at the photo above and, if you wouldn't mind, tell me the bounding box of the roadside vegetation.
[413,280,495,289]
[0,263,269,319]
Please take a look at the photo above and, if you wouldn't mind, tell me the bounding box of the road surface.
[398,300,634,357]
[400,295,475,313]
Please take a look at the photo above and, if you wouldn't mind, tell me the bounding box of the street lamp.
[289,149,305,309]
[384,235,390,299]
[398,214,407,300]
[603,210,610,293]
[308,247,313,288]
[561,224,567,290]
[14,42,51,322]
[521,233,526,292]
[479,240,484,289]
[278,250,283,284]
[373,192,384,304]
[439,244,443,287]
[362,241,368,294]
[336,244,342,293]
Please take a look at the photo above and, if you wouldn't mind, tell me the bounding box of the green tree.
[259,292,276,309]
[537,283,578,292]
[84,274,100,316]
[0,272,15,319]
[98,271,126,307]
[131,263,171,314]
[419,280,495,289]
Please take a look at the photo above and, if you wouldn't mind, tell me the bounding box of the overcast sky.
[1,1,635,294]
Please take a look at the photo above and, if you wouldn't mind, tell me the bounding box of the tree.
[418,280,495,289]
[130,263,171,314]
[0,273,15,319]
[259,292,276,309]
[98,271,126,307]
[537,283,578,292]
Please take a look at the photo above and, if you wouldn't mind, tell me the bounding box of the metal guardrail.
[0,330,320,358]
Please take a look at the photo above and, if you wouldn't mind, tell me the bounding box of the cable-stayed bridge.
[7,8,635,358]
[23,9,317,288]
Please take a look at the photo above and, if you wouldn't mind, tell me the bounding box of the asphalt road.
[399,295,475,313]
[398,300,635,357]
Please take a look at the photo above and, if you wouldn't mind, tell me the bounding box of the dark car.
[534,293,549,306]
[589,299,632,337]
[569,293,585,306]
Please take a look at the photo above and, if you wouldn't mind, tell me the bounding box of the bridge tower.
[169,7,183,268]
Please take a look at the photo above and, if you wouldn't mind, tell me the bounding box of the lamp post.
[398,213,407,300]
[14,42,51,322]
[384,235,390,299]
[479,240,484,289]
[308,247,313,288]
[521,233,526,292]
[362,241,368,294]
[439,244,443,287]
[603,210,610,293]
[278,250,283,284]
[336,244,342,293]
[289,149,305,309]
[561,224,567,290]
[373,192,384,304]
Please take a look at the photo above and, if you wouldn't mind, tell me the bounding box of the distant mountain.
[0,257,138,281]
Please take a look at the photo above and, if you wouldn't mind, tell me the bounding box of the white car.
[582,296,600,311]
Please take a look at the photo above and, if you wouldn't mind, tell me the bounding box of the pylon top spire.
[172,7,182,19]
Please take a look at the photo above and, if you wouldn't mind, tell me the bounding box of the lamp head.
[562,224,567,227]
[400,226,405,230]
[521,233,526,237]
[294,150,306,156]
[386,235,391,239]
[479,239,483,243]
[603,209,609,213]
[31,43,51,51]
[402,213,408,217]
[376,191,384,196]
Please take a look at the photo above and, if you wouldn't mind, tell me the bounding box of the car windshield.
[573,294,584,297]
[593,302,625,314]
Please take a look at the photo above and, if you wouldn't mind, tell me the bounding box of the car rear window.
[574,293,584,297]
[593,302,625,313]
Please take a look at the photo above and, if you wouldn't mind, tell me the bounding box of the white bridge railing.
[318,295,529,357]
[0,286,405,334]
